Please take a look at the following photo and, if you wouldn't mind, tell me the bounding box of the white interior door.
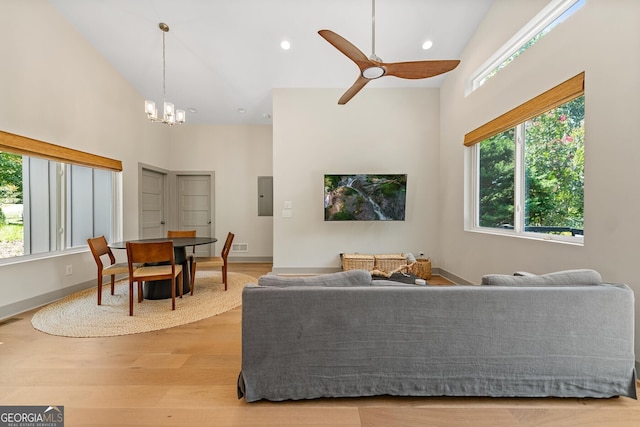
[176,174,213,256]
[141,168,166,239]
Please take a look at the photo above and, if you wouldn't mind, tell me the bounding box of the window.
[465,73,585,244]
[466,0,585,96]
[66,164,115,248]
[0,131,121,262]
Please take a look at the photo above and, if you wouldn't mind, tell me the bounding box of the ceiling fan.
[319,0,461,105]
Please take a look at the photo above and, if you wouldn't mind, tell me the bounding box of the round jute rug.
[31,271,257,337]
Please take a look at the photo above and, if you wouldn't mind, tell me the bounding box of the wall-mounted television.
[324,174,407,221]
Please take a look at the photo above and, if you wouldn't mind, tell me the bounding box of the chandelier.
[144,22,186,125]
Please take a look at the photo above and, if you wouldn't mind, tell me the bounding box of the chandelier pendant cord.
[162,29,167,108]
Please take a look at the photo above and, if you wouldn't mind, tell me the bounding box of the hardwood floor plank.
[0,263,637,427]
[360,407,640,427]
[65,407,363,427]
[512,408,640,427]
[360,407,523,427]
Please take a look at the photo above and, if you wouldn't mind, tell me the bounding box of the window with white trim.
[465,73,585,244]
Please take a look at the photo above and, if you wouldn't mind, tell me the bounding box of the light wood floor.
[1,263,638,427]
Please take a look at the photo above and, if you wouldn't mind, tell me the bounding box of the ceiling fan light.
[362,66,385,79]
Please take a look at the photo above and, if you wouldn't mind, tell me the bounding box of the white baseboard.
[0,276,110,322]
[436,268,475,285]
[228,256,273,263]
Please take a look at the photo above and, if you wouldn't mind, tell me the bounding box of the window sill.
[0,247,89,267]
[465,226,584,246]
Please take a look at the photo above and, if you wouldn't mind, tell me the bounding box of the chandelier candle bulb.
[164,102,174,118]
[145,100,156,118]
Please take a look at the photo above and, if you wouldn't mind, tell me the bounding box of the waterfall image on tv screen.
[324,174,407,221]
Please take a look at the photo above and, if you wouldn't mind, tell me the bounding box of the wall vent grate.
[231,243,249,253]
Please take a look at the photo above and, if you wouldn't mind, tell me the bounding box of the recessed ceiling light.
[422,40,433,50]
[263,113,272,119]
[188,107,198,113]
[280,40,291,50]
[237,108,246,114]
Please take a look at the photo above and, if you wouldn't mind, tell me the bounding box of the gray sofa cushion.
[258,269,372,287]
[481,269,603,286]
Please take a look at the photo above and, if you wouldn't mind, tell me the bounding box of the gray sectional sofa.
[237,269,636,402]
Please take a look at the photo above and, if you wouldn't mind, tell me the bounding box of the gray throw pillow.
[258,269,372,287]
[481,269,602,286]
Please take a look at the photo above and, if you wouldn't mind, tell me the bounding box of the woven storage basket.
[342,254,374,271]
[374,254,406,272]
[411,258,432,280]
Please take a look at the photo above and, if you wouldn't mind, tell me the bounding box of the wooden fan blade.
[384,60,460,79]
[318,29,372,70]
[338,76,370,105]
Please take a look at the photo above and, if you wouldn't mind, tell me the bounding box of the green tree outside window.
[478,96,584,236]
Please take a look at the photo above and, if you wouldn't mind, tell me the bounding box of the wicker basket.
[411,258,432,280]
[342,254,374,271]
[374,254,406,273]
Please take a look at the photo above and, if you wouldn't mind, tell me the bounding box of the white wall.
[168,125,273,260]
[439,0,640,357]
[272,88,440,272]
[0,0,170,315]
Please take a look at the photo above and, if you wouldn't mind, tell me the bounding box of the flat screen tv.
[324,174,407,221]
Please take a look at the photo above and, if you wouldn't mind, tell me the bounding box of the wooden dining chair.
[167,229,196,277]
[88,235,135,306]
[191,232,234,294]
[126,241,183,316]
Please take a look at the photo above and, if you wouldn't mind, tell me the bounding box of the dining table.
[109,236,217,300]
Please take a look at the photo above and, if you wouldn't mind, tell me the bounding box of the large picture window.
[466,73,585,243]
[0,131,121,261]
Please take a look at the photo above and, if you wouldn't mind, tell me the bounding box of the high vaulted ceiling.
[49,0,494,125]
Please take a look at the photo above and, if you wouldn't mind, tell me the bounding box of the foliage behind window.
[477,96,584,238]
[479,129,515,228]
[524,97,584,231]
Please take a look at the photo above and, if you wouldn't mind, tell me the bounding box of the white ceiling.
[49,0,494,125]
